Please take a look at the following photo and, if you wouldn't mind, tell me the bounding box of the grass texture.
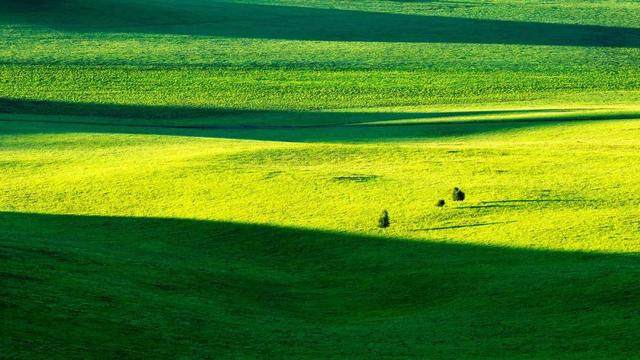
[2,0,640,358]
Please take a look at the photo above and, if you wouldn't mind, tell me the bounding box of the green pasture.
[2,0,640,358]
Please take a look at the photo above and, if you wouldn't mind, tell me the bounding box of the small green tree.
[436,199,446,207]
[452,187,466,201]
[378,210,390,228]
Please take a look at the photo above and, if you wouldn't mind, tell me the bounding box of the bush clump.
[378,210,390,228]
[452,187,466,201]
[436,199,446,207]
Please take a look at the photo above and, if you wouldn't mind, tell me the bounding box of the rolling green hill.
[2,0,640,358]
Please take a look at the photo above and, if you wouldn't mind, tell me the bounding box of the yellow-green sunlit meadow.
[2,0,640,358]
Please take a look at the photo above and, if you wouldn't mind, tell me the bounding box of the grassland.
[2,0,640,358]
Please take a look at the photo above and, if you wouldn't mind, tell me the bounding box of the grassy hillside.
[3,213,640,358]
[2,0,640,358]
[2,0,640,109]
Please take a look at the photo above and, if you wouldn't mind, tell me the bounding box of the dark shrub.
[436,199,446,207]
[452,187,466,201]
[378,210,390,228]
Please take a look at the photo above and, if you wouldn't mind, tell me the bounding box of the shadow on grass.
[1,97,563,122]
[414,220,517,231]
[1,211,639,357]
[2,0,640,47]
[482,199,597,204]
[454,204,524,210]
[2,98,640,142]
